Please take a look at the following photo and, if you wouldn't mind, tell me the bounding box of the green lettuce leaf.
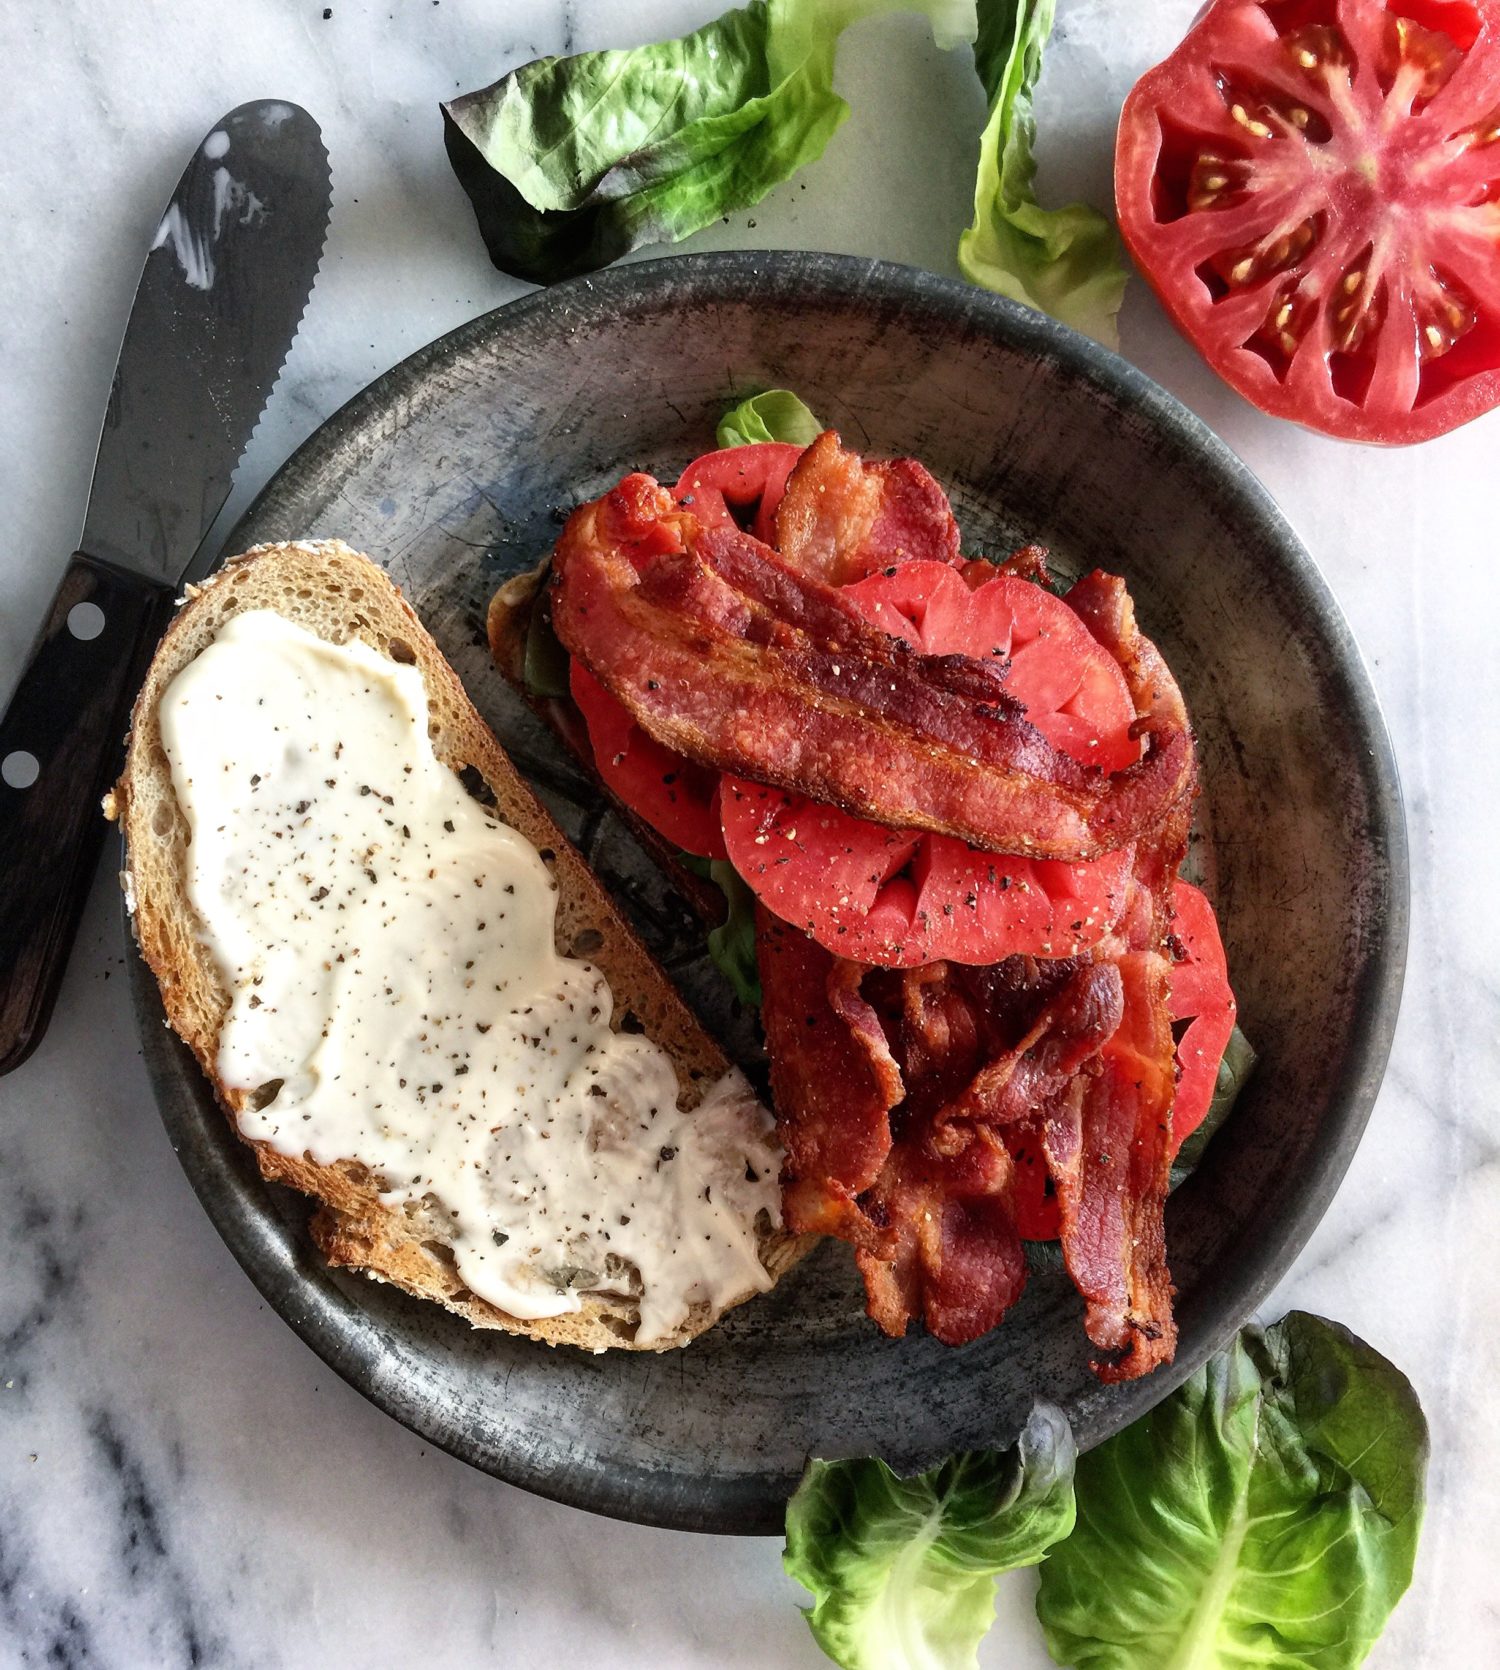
[1037,1311,1428,1670]
[520,570,571,698]
[1170,1022,1256,1192]
[957,1,1128,347]
[717,388,824,448]
[681,853,762,1007]
[785,1403,1076,1670]
[444,1,977,284]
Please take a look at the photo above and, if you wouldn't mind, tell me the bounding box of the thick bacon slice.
[1042,947,1180,1381]
[551,479,1195,861]
[774,430,962,584]
[931,961,1124,1133]
[761,940,1132,1353]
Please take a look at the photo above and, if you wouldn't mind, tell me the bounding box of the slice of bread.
[111,540,809,1351]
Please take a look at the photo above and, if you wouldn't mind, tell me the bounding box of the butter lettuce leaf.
[683,852,763,1007]
[958,0,1128,347]
[785,1403,1076,1670]
[717,388,824,448]
[1037,1311,1427,1670]
[444,1,977,284]
[1170,1022,1256,1192]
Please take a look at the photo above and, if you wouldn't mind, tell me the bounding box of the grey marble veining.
[1,1,1495,1666]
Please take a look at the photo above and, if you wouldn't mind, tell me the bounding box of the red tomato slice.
[720,778,1135,968]
[569,663,727,860]
[566,442,805,859]
[1167,880,1238,1153]
[718,563,1140,967]
[1116,0,1500,443]
[842,562,1141,773]
[675,443,804,544]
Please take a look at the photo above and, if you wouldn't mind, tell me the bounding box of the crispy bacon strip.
[856,1121,1026,1346]
[551,479,1195,860]
[1042,947,1180,1381]
[934,961,1124,1132]
[1025,577,1195,1379]
[758,910,900,1247]
[762,942,1131,1351]
[774,430,963,584]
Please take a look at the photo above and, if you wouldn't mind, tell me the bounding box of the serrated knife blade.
[0,100,332,1075]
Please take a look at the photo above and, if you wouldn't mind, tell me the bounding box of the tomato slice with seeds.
[569,662,727,860]
[1167,880,1238,1153]
[720,778,1136,967]
[718,563,1140,968]
[674,443,804,544]
[1117,0,1500,443]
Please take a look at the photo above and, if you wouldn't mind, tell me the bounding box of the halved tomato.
[717,562,1141,967]
[569,663,727,859]
[1167,879,1238,1151]
[1117,0,1500,443]
[674,443,804,544]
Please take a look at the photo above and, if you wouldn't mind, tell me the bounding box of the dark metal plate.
[129,252,1407,1534]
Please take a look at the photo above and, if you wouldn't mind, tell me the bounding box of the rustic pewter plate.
[130,251,1407,1535]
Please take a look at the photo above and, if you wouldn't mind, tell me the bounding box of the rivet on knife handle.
[0,557,173,1072]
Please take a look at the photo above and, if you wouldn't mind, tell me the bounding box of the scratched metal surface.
[130,251,1407,1534]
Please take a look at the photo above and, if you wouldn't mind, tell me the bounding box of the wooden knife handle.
[0,555,173,1074]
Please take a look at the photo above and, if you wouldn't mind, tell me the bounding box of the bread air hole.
[387,637,416,664]
[569,927,604,957]
[150,802,175,839]
[458,764,498,810]
[248,1078,284,1111]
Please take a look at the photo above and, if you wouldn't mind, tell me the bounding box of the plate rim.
[131,248,1410,1534]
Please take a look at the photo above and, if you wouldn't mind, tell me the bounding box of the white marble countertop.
[2,2,1495,1665]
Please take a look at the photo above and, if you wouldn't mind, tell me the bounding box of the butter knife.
[0,100,332,1074]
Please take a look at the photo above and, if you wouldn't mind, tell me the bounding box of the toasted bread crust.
[113,540,808,1351]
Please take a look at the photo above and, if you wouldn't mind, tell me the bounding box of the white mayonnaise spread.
[158,609,782,1345]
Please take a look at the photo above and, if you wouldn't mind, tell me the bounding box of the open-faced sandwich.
[109,540,810,1352]
[488,402,1245,1383]
[116,401,1244,1376]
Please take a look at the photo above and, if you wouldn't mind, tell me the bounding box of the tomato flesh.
[567,443,806,858]
[842,562,1141,773]
[569,663,727,859]
[718,562,1140,968]
[721,777,1136,968]
[675,443,803,544]
[1167,880,1238,1152]
[1117,0,1500,442]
